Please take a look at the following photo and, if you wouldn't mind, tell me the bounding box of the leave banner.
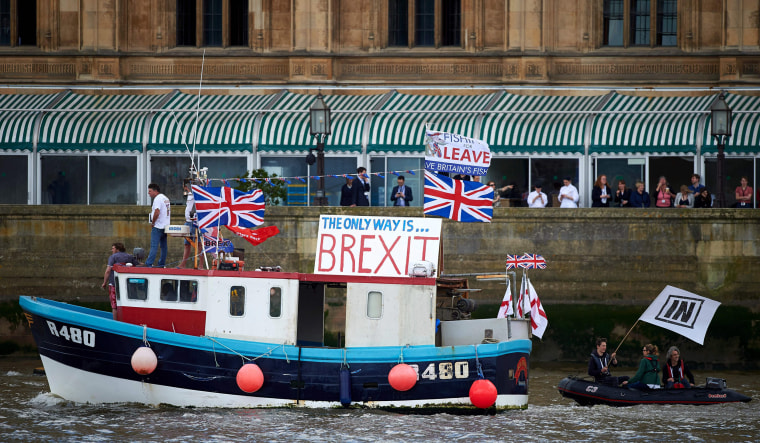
[314,215,442,277]
[424,129,491,176]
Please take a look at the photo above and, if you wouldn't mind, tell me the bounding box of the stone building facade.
[0,0,757,85]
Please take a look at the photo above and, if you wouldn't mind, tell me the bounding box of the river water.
[1,357,757,442]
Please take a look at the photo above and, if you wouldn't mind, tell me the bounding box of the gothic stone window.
[0,0,36,47]
[388,0,461,48]
[603,0,676,47]
[175,0,248,48]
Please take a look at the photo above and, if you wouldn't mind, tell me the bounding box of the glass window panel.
[269,287,282,318]
[531,158,579,207]
[90,156,138,204]
[596,157,646,204]
[630,0,651,46]
[150,156,195,204]
[441,0,461,47]
[199,156,248,182]
[0,0,10,46]
[203,0,222,47]
[127,278,148,301]
[388,0,408,47]
[179,280,198,302]
[656,0,677,46]
[484,158,529,207]
[648,156,693,195]
[414,0,435,46]
[387,157,423,207]
[603,0,624,46]
[261,156,308,206]
[160,279,178,301]
[41,156,87,204]
[309,157,357,206]
[367,291,383,319]
[229,0,248,46]
[704,157,754,207]
[0,155,28,204]
[230,286,245,316]
[176,0,196,47]
[369,156,386,207]
[17,0,35,46]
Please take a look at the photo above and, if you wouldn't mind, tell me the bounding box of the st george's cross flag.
[527,277,548,338]
[497,278,513,318]
[638,286,720,345]
[192,185,265,230]
[423,171,493,222]
[519,253,547,269]
[516,273,529,318]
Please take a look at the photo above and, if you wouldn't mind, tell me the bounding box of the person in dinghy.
[621,344,661,390]
[662,346,695,389]
[588,337,629,387]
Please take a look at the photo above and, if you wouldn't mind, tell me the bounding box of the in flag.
[192,185,265,230]
[227,225,280,248]
[423,171,493,223]
[638,285,720,345]
[497,278,513,318]
[519,253,547,269]
[527,277,548,338]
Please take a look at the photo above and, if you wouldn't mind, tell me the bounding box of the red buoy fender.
[131,346,158,375]
[469,379,498,408]
[388,363,417,391]
[236,363,264,393]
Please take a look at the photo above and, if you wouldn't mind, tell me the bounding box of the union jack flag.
[519,253,547,269]
[423,171,493,223]
[506,254,522,269]
[192,185,265,230]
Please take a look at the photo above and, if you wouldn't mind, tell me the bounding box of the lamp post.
[309,93,331,206]
[710,92,732,208]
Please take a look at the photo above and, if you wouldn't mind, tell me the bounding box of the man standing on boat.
[101,242,134,319]
[145,183,171,268]
[588,337,628,386]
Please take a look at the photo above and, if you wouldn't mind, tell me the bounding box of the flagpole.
[612,319,640,356]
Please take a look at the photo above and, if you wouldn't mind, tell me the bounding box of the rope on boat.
[202,336,292,366]
[341,348,350,370]
[141,325,151,347]
[474,344,484,379]
[397,344,410,364]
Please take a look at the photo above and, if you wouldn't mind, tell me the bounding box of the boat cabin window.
[230,286,245,316]
[269,287,281,318]
[127,278,148,301]
[160,279,199,303]
[367,291,383,319]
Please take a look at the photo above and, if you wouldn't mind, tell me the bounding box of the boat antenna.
[190,49,206,178]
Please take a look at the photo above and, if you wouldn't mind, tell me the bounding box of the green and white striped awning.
[367,92,495,153]
[0,93,59,151]
[590,93,714,155]
[702,93,760,155]
[257,92,386,153]
[481,93,605,154]
[38,92,166,153]
[149,92,277,153]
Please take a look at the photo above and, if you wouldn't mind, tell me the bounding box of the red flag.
[226,225,280,247]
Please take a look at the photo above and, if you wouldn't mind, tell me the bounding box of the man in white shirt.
[558,176,580,208]
[527,183,548,208]
[145,183,171,267]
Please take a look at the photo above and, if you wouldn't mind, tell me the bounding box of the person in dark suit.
[339,178,353,206]
[390,175,413,206]
[614,179,633,207]
[350,167,370,207]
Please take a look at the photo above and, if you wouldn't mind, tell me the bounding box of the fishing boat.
[20,213,533,410]
[558,376,752,407]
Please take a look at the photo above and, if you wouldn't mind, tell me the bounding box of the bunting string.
[199,168,435,187]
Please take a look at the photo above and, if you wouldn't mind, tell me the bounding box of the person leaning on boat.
[101,242,136,320]
[622,344,661,390]
[588,337,629,386]
[662,346,695,389]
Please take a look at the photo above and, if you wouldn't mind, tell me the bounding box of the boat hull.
[22,296,531,410]
[557,376,752,407]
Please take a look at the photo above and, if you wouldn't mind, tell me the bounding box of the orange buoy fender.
[236,363,264,393]
[388,363,417,391]
[131,346,158,375]
[469,379,498,408]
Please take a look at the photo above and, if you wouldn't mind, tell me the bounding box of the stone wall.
[0,205,758,308]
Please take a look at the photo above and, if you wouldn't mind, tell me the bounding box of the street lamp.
[309,93,331,206]
[710,92,732,208]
